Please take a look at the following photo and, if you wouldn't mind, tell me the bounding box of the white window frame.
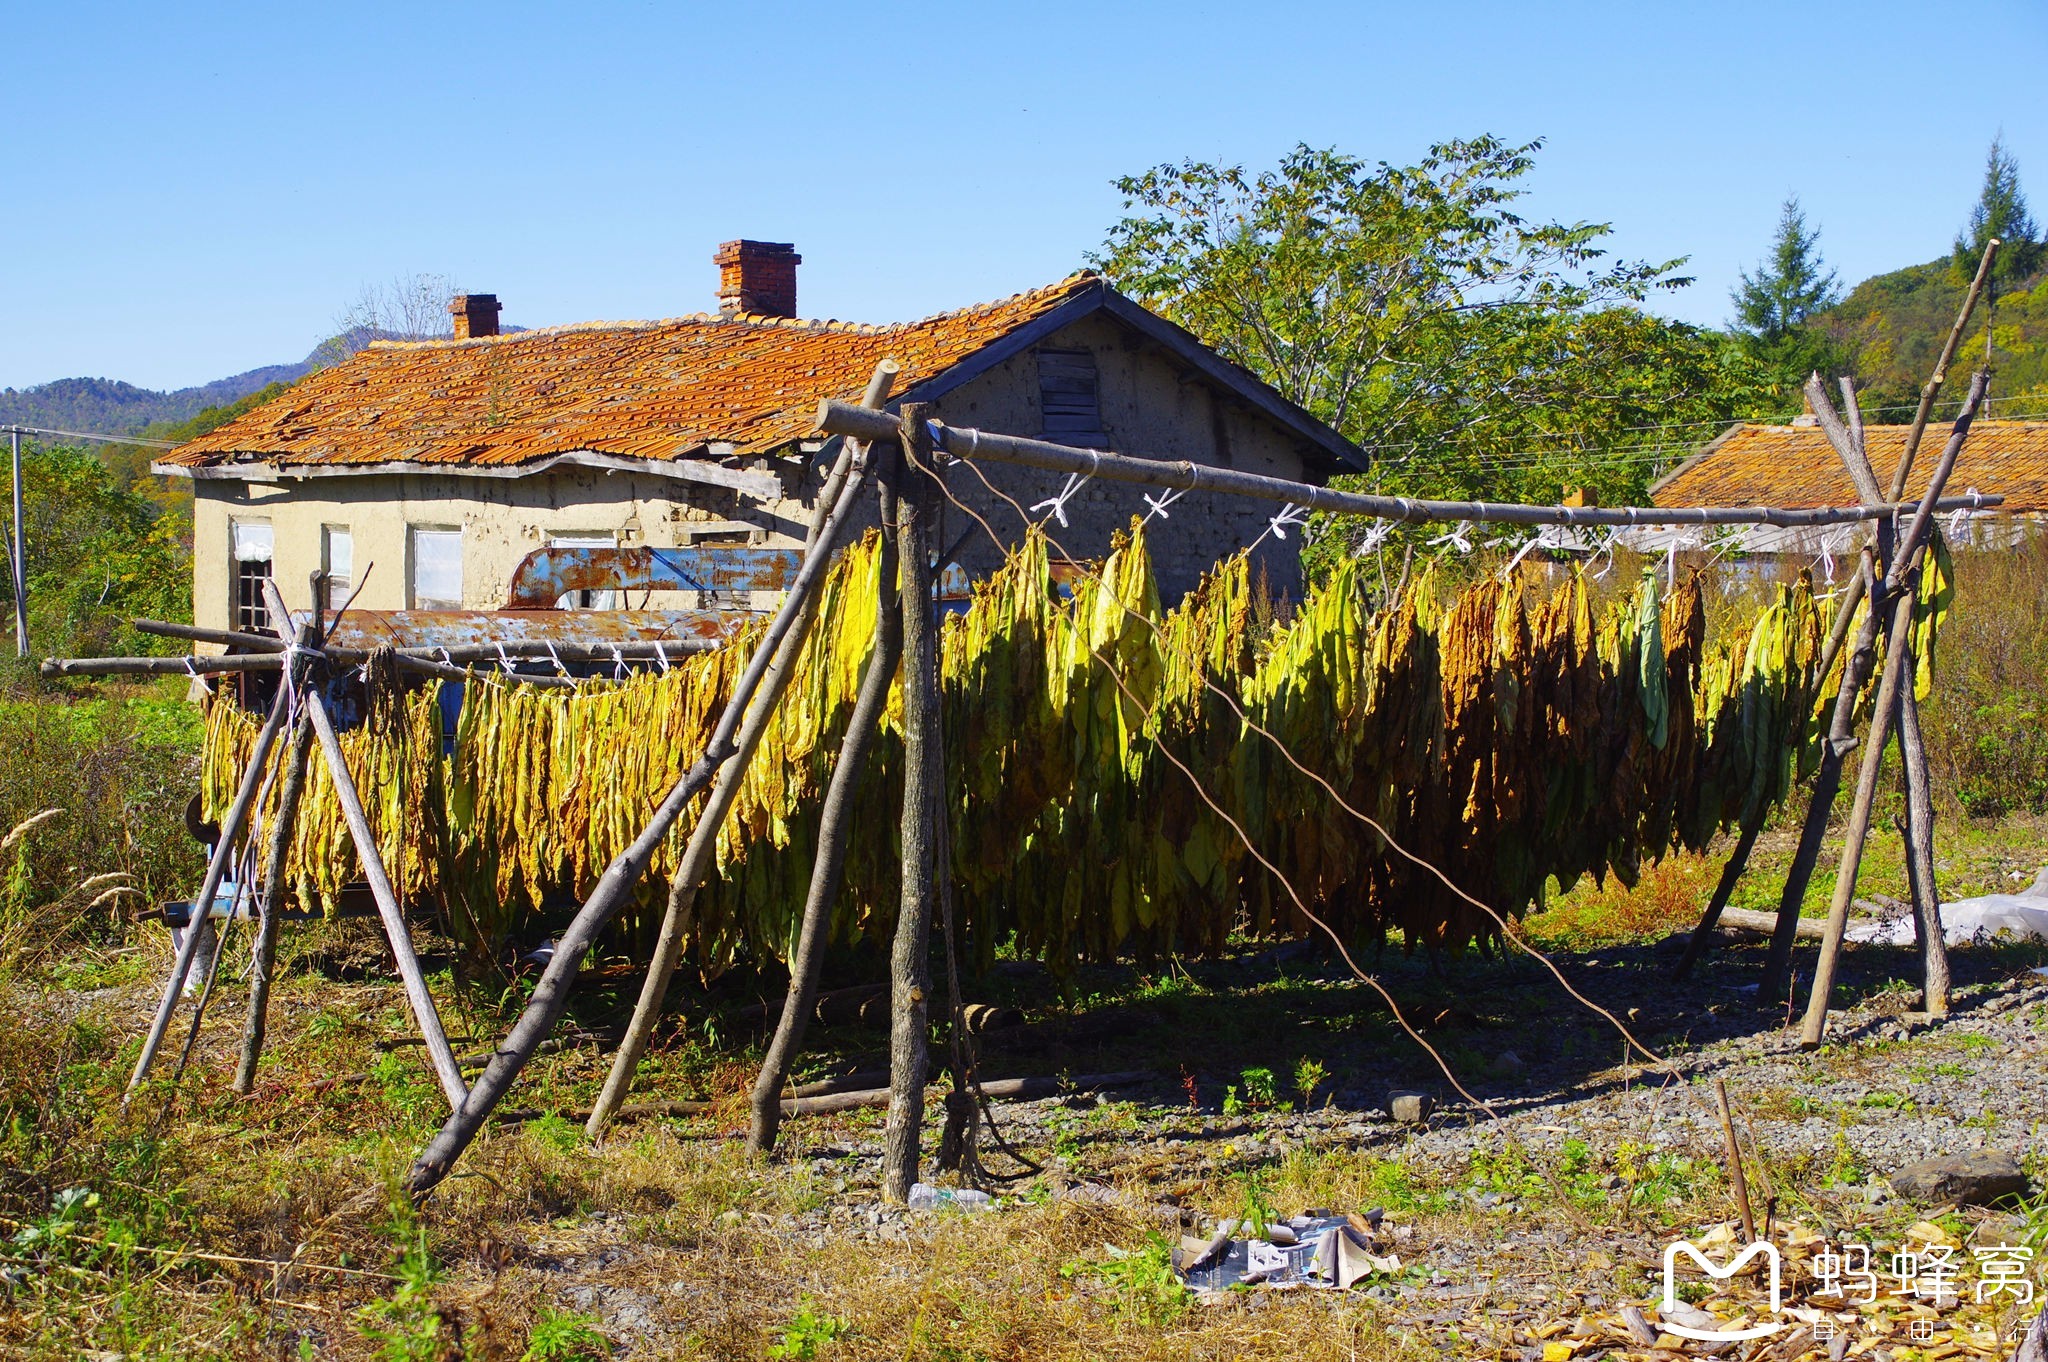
[321,525,353,610]
[230,518,274,633]
[407,525,464,610]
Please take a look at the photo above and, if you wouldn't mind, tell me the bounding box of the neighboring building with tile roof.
[1644,417,2048,556]
[158,244,1364,633]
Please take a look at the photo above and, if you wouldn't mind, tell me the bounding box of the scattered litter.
[906,1183,995,1213]
[1175,1209,1398,1294]
[1845,892,2048,946]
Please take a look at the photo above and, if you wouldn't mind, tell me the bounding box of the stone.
[1387,1090,1435,1124]
[1888,1150,2031,1206]
[1492,1050,1526,1077]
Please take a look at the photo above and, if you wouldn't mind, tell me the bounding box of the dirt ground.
[3,826,2046,1361]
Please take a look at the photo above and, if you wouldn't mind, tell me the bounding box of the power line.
[2,424,182,450]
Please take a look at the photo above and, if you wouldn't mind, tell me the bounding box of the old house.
[1647,417,2047,556]
[158,243,1364,636]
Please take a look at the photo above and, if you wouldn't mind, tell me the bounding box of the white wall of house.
[185,311,1333,635]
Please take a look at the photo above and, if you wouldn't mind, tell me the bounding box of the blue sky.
[3,1,2042,393]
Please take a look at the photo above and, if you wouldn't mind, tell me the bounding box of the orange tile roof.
[1652,420,2048,514]
[165,275,1105,470]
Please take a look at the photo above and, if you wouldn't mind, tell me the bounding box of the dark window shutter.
[1037,349,1105,445]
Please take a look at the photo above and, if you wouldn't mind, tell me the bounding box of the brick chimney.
[715,241,800,318]
[449,293,501,339]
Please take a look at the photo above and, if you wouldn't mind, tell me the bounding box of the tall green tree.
[1728,196,1844,406]
[1732,196,1840,342]
[1093,139,1768,544]
[1955,133,2040,281]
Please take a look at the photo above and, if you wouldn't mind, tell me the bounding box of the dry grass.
[0,961,1472,1360]
[1520,852,1721,949]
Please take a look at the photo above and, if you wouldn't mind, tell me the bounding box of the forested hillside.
[1825,258,2048,416]
[0,358,312,435]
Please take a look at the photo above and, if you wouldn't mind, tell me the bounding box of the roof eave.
[897,280,1366,478]
[153,449,783,499]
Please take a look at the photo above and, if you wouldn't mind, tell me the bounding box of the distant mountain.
[0,323,528,439]
[0,355,317,436]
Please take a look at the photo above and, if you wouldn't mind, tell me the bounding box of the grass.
[0,545,2039,1355]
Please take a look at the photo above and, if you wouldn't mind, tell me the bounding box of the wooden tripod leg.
[884,406,940,1204]
[1895,677,1950,1015]
[1673,811,1765,978]
[303,688,469,1109]
[747,457,902,1155]
[125,681,292,1101]
[235,709,314,1094]
[407,463,875,1200]
[1761,556,1878,1002]
[585,360,898,1141]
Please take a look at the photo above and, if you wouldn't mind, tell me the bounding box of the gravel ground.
[508,933,2047,1357]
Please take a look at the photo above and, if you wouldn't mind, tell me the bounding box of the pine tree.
[1731,196,1840,342]
[1955,134,2040,280]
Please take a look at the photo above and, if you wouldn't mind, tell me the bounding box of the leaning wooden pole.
[234,708,311,1094]
[235,575,325,1094]
[746,447,904,1155]
[1673,810,1766,978]
[302,684,469,1109]
[1895,659,1950,1014]
[883,404,941,1204]
[124,680,292,1101]
[1760,552,1879,1002]
[407,464,876,1199]
[1893,240,1998,492]
[584,361,898,1140]
[1798,370,1989,1047]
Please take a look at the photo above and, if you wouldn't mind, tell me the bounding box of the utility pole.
[9,427,25,658]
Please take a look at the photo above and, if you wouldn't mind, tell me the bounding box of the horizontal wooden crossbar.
[813,399,2005,530]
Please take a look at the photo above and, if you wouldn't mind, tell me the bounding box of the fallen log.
[1715,907,1826,940]
[495,1069,1155,1126]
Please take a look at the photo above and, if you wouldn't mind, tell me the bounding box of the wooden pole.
[41,653,287,678]
[585,360,898,1141]
[1797,571,1920,1047]
[1896,672,1950,1014]
[1798,371,1989,1048]
[1713,1078,1756,1243]
[47,638,724,681]
[746,443,903,1154]
[234,577,323,1094]
[814,400,2000,531]
[1893,239,1998,493]
[406,461,877,1199]
[1672,811,1766,977]
[11,427,26,659]
[884,403,940,1204]
[124,680,292,1100]
[1760,551,1879,1003]
[132,619,286,651]
[235,708,311,1093]
[302,683,469,1109]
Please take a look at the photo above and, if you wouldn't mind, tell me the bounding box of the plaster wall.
[186,310,1338,632]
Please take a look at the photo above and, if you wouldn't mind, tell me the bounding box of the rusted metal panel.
[323,608,753,654]
[501,544,803,609]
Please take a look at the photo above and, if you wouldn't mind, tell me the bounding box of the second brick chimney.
[715,241,801,318]
[449,293,501,339]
